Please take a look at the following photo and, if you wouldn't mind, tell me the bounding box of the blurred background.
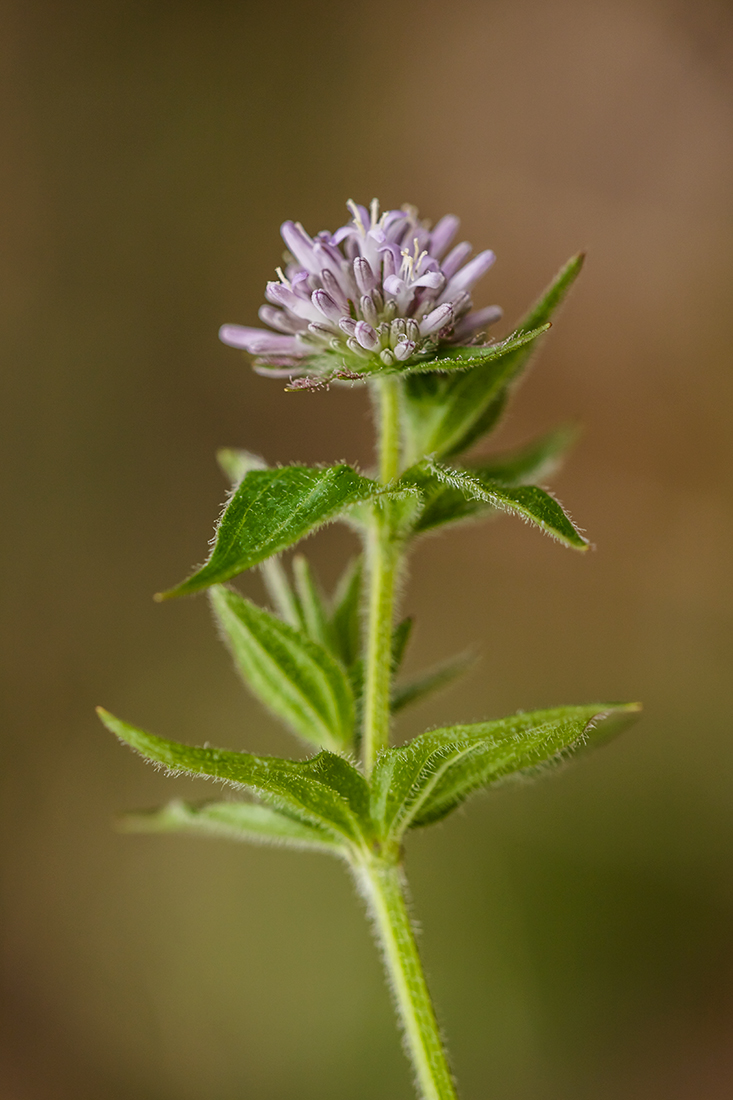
[2,0,733,1096]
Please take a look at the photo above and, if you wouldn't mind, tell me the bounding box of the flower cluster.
[219,199,502,379]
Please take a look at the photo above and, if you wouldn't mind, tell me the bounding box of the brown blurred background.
[2,0,733,1096]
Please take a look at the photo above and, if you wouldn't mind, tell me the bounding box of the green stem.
[362,377,402,775]
[378,375,401,484]
[357,856,459,1100]
[362,521,398,774]
[360,377,458,1097]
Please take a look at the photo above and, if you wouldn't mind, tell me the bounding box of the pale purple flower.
[219,198,502,376]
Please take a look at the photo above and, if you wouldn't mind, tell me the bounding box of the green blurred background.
[2,0,733,1096]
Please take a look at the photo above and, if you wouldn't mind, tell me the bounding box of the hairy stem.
[362,377,402,775]
[362,519,399,773]
[378,374,401,484]
[357,856,459,1100]
[360,378,458,1098]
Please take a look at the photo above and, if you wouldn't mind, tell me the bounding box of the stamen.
[347,199,366,236]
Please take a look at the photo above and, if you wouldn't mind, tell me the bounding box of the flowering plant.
[99,200,639,1100]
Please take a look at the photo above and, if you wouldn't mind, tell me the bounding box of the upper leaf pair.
[157,255,586,603]
[401,456,588,550]
[159,464,380,600]
[99,701,640,860]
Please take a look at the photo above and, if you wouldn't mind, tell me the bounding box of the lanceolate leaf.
[158,465,380,599]
[402,330,549,463]
[210,585,354,753]
[293,554,335,650]
[216,447,267,484]
[382,703,641,834]
[122,798,344,854]
[260,556,304,629]
[371,735,484,843]
[403,254,585,461]
[406,462,589,549]
[98,708,371,846]
[391,652,475,714]
[391,617,414,675]
[468,424,577,488]
[399,326,550,374]
[329,556,362,669]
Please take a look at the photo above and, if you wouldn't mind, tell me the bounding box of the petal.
[440,241,472,280]
[445,250,496,295]
[280,221,319,274]
[355,321,379,350]
[312,289,343,322]
[429,214,460,260]
[258,305,308,334]
[419,303,453,336]
[383,274,406,297]
[413,271,444,290]
[452,305,503,341]
[219,324,300,355]
[393,339,417,361]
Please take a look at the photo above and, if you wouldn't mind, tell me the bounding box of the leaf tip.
[584,700,642,743]
[96,706,122,739]
[154,578,194,601]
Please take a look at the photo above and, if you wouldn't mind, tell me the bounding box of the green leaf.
[521,252,586,332]
[467,424,578,487]
[370,735,483,843]
[210,585,355,753]
[122,798,344,854]
[403,253,585,461]
[378,702,641,835]
[216,447,267,484]
[98,708,372,846]
[293,554,335,650]
[407,461,589,549]
[260,556,304,630]
[391,617,414,675]
[391,652,475,714]
[399,326,550,374]
[158,464,380,599]
[329,556,362,669]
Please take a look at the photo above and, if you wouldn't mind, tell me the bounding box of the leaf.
[260,556,304,629]
[391,652,475,713]
[402,703,641,833]
[467,424,578,487]
[210,585,355,753]
[121,798,344,854]
[216,447,268,484]
[403,254,585,461]
[407,462,589,549]
[399,326,550,374]
[158,464,380,599]
[391,617,414,675]
[97,708,372,846]
[293,554,335,650]
[370,735,483,843]
[329,556,362,669]
[521,252,586,332]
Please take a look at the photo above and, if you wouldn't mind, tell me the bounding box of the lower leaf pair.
[99,702,640,863]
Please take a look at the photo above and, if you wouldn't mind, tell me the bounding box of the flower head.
[219,199,502,379]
